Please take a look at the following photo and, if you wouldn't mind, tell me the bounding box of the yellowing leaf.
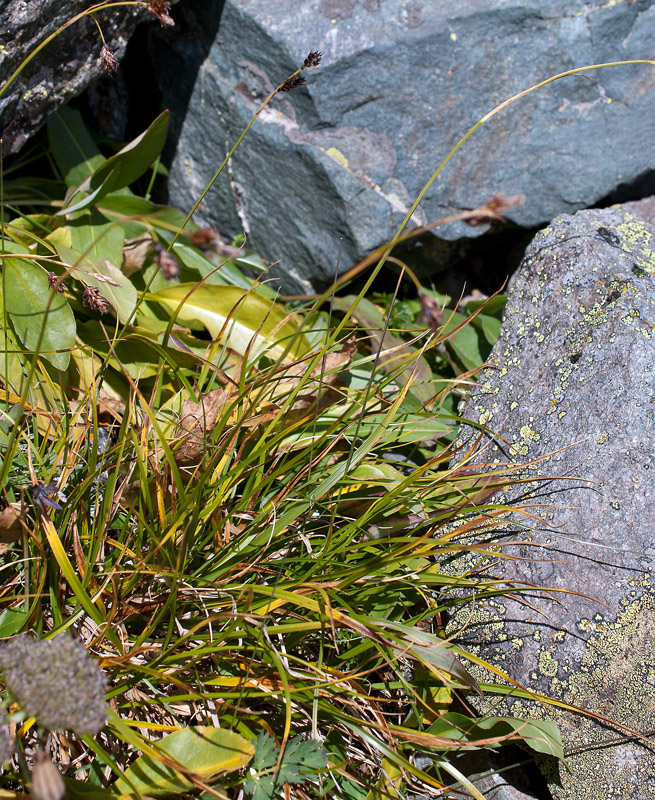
[148,284,309,362]
[114,726,254,796]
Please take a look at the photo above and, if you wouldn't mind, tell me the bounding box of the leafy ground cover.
[0,100,566,800]
[1,6,652,797]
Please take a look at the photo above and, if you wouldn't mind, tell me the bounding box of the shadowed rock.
[147,0,655,291]
[0,0,147,153]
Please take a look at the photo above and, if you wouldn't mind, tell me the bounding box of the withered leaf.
[0,503,23,543]
[464,192,525,227]
[122,235,154,275]
[174,388,228,464]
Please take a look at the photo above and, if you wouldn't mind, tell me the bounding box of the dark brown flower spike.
[153,242,180,280]
[82,286,111,315]
[147,0,175,27]
[280,74,307,93]
[47,272,65,293]
[31,481,65,513]
[303,51,323,69]
[189,227,218,251]
[100,43,119,75]
[418,290,444,334]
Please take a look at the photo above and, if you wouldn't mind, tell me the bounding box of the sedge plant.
[0,6,654,798]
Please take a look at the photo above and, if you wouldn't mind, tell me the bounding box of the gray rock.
[151,0,655,292]
[451,199,655,799]
[0,0,147,154]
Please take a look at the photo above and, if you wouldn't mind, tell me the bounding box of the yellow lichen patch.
[538,648,559,678]
[326,147,349,169]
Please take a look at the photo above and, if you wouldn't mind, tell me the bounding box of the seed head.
[82,286,111,315]
[280,74,307,93]
[30,481,64,513]
[99,44,119,76]
[153,242,180,280]
[189,227,218,251]
[303,51,323,69]
[0,634,108,734]
[418,291,443,334]
[30,750,66,800]
[465,192,526,227]
[47,273,65,294]
[0,707,14,766]
[147,0,175,27]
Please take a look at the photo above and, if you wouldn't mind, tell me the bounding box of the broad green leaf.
[441,311,486,372]
[46,225,72,249]
[98,193,189,228]
[364,758,402,800]
[428,712,564,760]
[69,209,125,265]
[380,621,481,694]
[113,726,254,796]
[3,245,75,370]
[470,312,502,348]
[77,320,198,380]
[55,243,138,325]
[148,284,309,361]
[173,242,253,289]
[57,181,110,216]
[64,780,120,800]
[55,112,170,216]
[0,277,29,391]
[474,716,563,759]
[466,295,507,319]
[336,296,435,407]
[349,461,404,486]
[0,608,30,636]
[89,110,169,196]
[98,193,191,241]
[317,407,452,445]
[47,106,105,187]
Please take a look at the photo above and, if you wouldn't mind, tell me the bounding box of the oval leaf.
[428,712,564,760]
[148,283,309,361]
[114,726,254,797]
[90,111,170,195]
[3,249,75,370]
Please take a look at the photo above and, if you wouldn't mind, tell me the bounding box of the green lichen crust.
[452,202,655,799]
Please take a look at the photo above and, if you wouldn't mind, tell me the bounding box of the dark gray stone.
[150,0,655,292]
[451,199,655,799]
[0,0,147,154]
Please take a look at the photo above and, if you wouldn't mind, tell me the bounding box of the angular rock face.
[453,200,655,799]
[0,0,145,154]
[151,0,655,291]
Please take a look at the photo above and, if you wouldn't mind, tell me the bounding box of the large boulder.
[147,0,655,291]
[0,0,149,153]
[451,198,655,799]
